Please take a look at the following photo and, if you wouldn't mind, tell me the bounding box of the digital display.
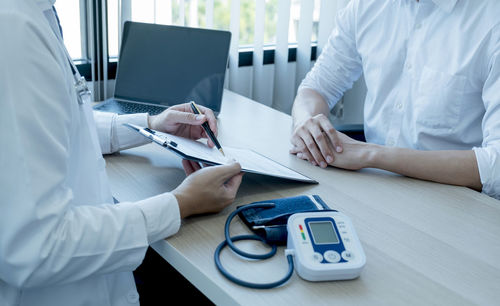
[308,221,339,245]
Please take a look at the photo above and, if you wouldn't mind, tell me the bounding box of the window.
[106,0,320,59]
[54,0,85,60]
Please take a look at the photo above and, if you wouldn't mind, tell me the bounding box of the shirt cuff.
[473,146,500,199]
[93,111,151,154]
[114,113,151,152]
[136,193,181,244]
[93,111,115,154]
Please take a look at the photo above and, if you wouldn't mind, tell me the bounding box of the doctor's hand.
[290,114,343,168]
[148,102,218,147]
[172,162,244,218]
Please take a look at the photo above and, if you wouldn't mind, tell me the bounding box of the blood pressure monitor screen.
[309,221,339,244]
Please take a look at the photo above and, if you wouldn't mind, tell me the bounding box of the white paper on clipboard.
[125,123,317,183]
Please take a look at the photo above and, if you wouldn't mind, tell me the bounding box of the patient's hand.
[291,131,373,171]
[148,102,218,147]
[290,113,342,168]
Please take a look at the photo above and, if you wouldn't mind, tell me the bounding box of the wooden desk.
[105,90,500,305]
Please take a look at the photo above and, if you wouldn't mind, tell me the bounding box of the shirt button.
[406,63,412,70]
[396,103,403,110]
[387,139,395,146]
[415,23,422,30]
[126,291,140,304]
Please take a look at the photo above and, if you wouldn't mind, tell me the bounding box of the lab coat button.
[126,291,139,303]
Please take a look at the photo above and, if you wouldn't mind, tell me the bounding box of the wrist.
[364,143,384,168]
[172,189,193,219]
[147,115,153,129]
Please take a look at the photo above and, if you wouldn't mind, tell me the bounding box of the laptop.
[93,21,231,115]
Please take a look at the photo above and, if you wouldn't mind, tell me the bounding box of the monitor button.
[341,250,354,261]
[313,252,324,263]
[324,250,341,263]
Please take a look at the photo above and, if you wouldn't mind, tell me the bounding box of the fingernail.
[336,146,343,153]
[320,162,327,168]
[311,161,317,166]
[196,114,205,120]
[326,155,333,163]
[297,153,303,158]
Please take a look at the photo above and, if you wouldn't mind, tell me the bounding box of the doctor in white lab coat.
[0,1,243,305]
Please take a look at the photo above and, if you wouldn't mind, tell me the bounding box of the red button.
[299,225,303,230]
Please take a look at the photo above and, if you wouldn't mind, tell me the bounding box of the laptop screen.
[114,21,231,113]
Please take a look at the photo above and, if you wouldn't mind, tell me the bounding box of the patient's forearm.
[291,88,330,127]
[367,146,482,191]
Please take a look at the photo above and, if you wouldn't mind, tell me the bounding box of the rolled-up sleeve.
[473,26,500,199]
[93,111,151,154]
[298,0,363,109]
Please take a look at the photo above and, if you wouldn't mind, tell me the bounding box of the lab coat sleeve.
[298,0,363,109]
[472,25,500,199]
[0,10,180,288]
[93,111,152,154]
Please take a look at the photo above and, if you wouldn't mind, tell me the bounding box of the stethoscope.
[47,6,91,105]
[70,62,92,105]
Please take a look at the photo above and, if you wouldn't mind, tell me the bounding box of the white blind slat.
[189,0,198,27]
[206,0,214,28]
[228,0,240,91]
[155,0,172,25]
[178,0,185,26]
[295,0,314,94]
[252,0,266,103]
[272,0,291,112]
[317,0,336,57]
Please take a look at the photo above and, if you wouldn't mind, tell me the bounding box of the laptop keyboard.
[94,100,167,115]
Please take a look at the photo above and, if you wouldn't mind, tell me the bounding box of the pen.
[189,101,225,156]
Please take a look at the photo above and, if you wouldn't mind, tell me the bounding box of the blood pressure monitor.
[215,201,366,289]
[285,211,366,281]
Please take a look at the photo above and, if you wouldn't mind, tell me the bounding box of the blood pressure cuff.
[237,195,332,245]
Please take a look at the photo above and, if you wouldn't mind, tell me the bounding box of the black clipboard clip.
[124,123,177,148]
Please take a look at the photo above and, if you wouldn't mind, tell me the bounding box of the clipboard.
[124,123,317,183]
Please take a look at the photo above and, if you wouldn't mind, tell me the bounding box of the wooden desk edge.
[151,241,238,305]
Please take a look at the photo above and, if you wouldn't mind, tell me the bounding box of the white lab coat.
[0,1,181,305]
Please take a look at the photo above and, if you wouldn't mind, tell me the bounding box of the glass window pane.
[108,0,319,58]
[108,0,119,59]
[54,0,83,60]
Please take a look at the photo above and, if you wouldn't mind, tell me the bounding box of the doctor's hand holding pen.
[147,102,219,148]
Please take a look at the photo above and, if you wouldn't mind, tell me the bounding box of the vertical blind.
[114,0,349,114]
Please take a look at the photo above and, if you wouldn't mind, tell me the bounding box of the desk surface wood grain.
[105,90,500,306]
